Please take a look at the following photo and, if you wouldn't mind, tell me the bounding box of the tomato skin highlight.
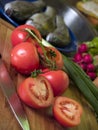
[53,96,83,127]
[17,76,54,109]
[41,70,69,96]
[10,42,39,75]
[11,24,42,47]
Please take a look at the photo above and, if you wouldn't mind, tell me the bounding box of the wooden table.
[0,1,98,130]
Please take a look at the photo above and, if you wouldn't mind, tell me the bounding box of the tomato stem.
[31,69,42,77]
[25,28,56,69]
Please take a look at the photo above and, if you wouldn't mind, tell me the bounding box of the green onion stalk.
[25,28,56,69]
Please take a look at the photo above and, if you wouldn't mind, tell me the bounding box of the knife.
[0,58,30,130]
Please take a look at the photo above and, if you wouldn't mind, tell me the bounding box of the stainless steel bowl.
[59,6,98,42]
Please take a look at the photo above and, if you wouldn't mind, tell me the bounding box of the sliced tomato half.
[53,96,83,127]
[17,76,54,109]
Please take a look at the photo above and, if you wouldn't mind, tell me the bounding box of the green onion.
[62,55,98,99]
[25,28,56,69]
[62,54,98,115]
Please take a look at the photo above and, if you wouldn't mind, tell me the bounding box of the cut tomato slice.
[53,96,83,127]
[17,76,54,109]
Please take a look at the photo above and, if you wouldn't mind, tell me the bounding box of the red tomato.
[11,24,42,47]
[17,76,54,108]
[10,42,39,75]
[53,96,83,127]
[41,70,69,96]
[38,46,64,70]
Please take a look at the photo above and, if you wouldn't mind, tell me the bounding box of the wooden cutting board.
[0,18,98,130]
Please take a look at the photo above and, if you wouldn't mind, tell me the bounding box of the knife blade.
[0,58,30,130]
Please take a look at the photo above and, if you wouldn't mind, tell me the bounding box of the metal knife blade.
[0,58,30,130]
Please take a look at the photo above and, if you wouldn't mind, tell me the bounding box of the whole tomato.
[10,42,39,75]
[38,46,64,70]
[11,24,42,47]
[17,76,54,108]
[53,96,83,127]
[41,70,69,96]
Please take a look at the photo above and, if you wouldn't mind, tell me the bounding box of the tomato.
[17,76,54,108]
[38,46,64,70]
[53,96,83,127]
[10,42,39,75]
[41,70,69,96]
[11,24,42,47]
[46,47,64,69]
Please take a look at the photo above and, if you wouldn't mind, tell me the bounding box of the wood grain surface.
[0,16,98,130]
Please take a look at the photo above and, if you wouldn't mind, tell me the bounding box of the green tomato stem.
[25,28,56,69]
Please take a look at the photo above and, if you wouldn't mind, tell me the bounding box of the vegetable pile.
[10,24,98,128]
[73,37,98,80]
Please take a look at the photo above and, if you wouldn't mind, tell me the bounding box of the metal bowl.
[59,6,98,42]
[57,28,77,56]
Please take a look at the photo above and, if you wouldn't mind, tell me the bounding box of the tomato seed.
[60,102,78,119]
[30,82,48,101]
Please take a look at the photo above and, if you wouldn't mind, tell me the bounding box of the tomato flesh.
[30,79,48,101]
[60,101,79,120]
[17,76,54,108]
[53,97,83,127]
